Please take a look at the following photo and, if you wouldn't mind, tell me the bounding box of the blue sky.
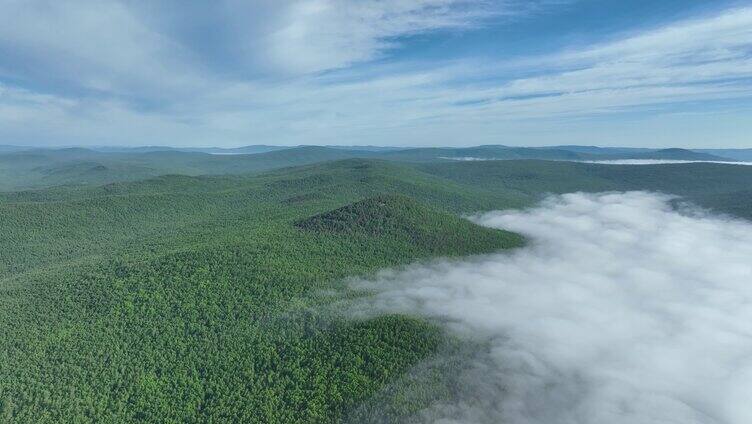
[1,0,751,148]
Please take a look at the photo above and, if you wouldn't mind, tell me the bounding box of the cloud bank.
[353,192,752,423]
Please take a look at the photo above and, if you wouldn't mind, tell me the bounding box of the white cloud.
[352,192,752,423]
[0,0,208,97]
[0,0,501,88]
[575,7,752,66]
[264,0,502,73]
[1,3,752,147]
[498,7,752,98]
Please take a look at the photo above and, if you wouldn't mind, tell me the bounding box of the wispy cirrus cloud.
[500,6,752,102]
[263,0,506,74]
[0,0,503,91]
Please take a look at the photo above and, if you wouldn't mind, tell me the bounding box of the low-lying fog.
[443,157,752,165]
[352,192,752,424]
[582,159,752,166]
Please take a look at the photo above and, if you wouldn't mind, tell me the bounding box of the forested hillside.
[418,160,752,218]
[0,160,524,423]
[2,156,751,422]
[0,147,365,191]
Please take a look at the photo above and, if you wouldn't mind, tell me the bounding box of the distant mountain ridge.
[1,143,747,159]
[0,144,745,191]
[372,146,730,162]
[624,148,724,161]
[88,145,289,154]
[694,149,752,161]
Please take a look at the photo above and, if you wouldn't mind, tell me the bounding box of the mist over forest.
[2,0,752,422]
[4,152,750,422]
[353,192,751,423]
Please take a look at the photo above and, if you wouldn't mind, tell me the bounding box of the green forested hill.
[296,194,521,254]
[418,160,752,217]
[1,157,751,422]
[0,160,528,278]
[619,148,723,161]
[0,160,524,423]
[0,147,367,192]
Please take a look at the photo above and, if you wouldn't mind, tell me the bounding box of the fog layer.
[353,192,752,424]
[582,159,752,165]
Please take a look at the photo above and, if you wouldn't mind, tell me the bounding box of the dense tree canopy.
[2,157,750,422]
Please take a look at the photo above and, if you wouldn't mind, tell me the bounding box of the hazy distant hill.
[418,159,752,211]
[90,145,290,155]
[0,145,33,153]
[545,146,729,161]
[694,149,752,161]
[620,148,727,161]
[375,145,585,161]
[0,146,368,191]
[541,145,655,155]
[542,146,742,161]
[375,146,730,162]
[323,145,407,152]
[0,144,743,192]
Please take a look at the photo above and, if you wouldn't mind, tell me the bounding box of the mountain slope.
[375,146,585,162]
[625,148,726,161]
[418,159,752,217]
[0,146,370,191]
[694,148,752,161]
[296,194,522,254]
[0,159,528,423]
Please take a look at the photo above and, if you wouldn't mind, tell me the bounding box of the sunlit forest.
[2,150,751,422]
